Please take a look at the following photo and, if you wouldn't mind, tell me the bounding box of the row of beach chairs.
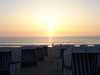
[53,44,100,75]
[0,45,48,75]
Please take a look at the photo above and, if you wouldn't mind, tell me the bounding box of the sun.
[48,29,53,33]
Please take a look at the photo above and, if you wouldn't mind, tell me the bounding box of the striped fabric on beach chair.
[36,46,44,61]
[63,46,100,75]
[0,47,21,75]
[21,46,37,67]
[41,45,48,56]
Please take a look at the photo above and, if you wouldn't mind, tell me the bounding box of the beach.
[19,47,63,75]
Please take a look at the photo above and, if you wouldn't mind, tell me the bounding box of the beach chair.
[61,45,73,71]
[41,45,48,56]
[53,45,63,71]
[63,46,100,75]
[53,44,73,72]
[95,44,100,72]
[0,47,21,75]
[21,46,37,67]
[36,46,44,61]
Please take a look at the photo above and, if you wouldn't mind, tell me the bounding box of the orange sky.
[0,0,100,36]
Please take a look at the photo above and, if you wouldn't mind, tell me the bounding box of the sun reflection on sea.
[48,35,53,47]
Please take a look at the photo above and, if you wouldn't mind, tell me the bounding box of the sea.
[0,36,100,46]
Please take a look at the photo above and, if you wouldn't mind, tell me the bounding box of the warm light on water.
[0,36,100,46]
[48,45,52,47]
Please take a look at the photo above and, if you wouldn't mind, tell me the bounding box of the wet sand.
[19,48,63,75]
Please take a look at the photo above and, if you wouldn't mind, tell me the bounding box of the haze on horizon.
[0,0,100,36]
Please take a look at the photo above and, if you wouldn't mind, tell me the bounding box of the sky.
[0,0,100,36]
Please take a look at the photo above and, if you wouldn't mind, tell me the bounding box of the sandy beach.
[19,47,63,75]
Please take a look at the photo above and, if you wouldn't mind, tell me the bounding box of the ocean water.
[0,36,100,46]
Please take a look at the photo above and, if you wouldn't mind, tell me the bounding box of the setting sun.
[1,0,100,36]
[48,29,53,33]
